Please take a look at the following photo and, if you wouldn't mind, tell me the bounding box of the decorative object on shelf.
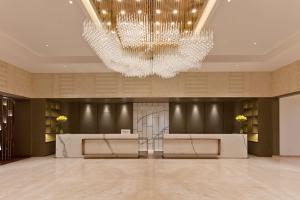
[81,0,215,78]
[235,114,247,134]
[56,115,68,134]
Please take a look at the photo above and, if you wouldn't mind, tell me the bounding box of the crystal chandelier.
[82,0,215,78]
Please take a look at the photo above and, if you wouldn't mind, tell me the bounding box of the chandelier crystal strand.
[82,0,214,78]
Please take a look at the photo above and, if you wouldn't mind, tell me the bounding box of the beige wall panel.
[207,73,228,97]
[151,76,181,97]
[121,76,152,97]
[95,73,120,97]
[74,74,96,98]
[0,60,32,97]
[247,73,272,97]
[54,74,75,98]
[29,72,272,98]
[4,58,300,98]
[0,61,9,93]
[7,65,17,94]
[272,61,300,96]
[32,74,54,98]
[228,73,245,97]
[181,73,209,97]
[14,68,32,97]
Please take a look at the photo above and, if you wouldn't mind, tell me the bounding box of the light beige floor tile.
[1,156,300,200]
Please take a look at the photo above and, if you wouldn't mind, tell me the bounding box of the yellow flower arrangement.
[56,115,68,122]
[235,114,247,134]
[56,115,68,134]
[235,115,247,122]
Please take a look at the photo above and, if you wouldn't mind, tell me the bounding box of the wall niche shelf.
[242,100,259,143]
[45,101,61,143]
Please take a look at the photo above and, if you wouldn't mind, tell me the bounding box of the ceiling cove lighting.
[81,0,215,78]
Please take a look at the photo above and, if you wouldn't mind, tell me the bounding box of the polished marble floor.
[1,156,300,200]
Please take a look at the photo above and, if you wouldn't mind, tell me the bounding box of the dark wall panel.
[61,102,80,133]
[169,103,186,133]
[170,102,242,134]
[68,102,80,133]
[272,98,279,155]
[223,102,234,133]
[233,102,243,133]
[30,99,55,156]
[116,103,133,133]
[79,103,98,133]
[60,102,70,133]
[30,99,46,156]
[204,103,224,133]
[14,100,32,157]
[66,102,133,134]
[98,104,116,133]
[257,98,273,156]
[186,103,204,133]
[246,98,275,157]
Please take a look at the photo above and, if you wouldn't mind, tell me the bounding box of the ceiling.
[1,0,300,73]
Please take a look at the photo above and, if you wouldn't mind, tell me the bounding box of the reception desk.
[56,133,247,159]
[163,134,248,158]
[56,134,140,158]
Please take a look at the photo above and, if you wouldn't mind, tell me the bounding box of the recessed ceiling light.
[45,44,49,47]
[227,0,231,2]
[101,9,107,15]
[155,21,160,26]
[107,21,111,26]
[253,42,257,45]
[192,8,197,13]
[68,0,73,4]
[156,9,161,14]
[187,21,192,25]
[137,9,142,14]
[117,0,122,2]
[120,10,126,15]
[173,9,178,15]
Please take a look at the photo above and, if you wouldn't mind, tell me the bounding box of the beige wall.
[279,93,300,156]
[0,60,32,97]
[1,58,300,98]
[31,72,272,98]
[272,60,300,96]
